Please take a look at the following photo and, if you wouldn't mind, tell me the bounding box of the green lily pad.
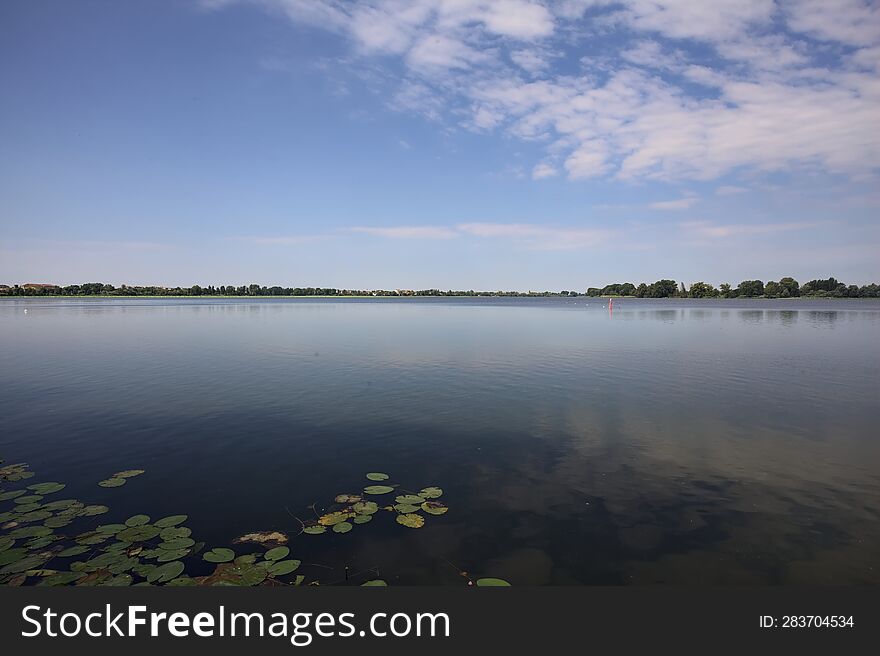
[14,505,45,516]
[235,554,257,566]
[203,548,235,563]
[475,578,511,586]
[335,494,361,504]
[38,571,86,586]
[125,514,150,527]
[154,515,187,528]
[0,548,27,566]
[101,574,133,586]
[9,525,52,539]
[96,524,127,534]
[421,501,449,515]
[353,514,373,524]
[117,525,161,542]
[42,499,77,511]
[395,494,425,505]
[98,478,126,488]
[0,537,14,552]
[395,513,425,529]
[14,495,43,504]
[43,517,72,529]
[1,554,49,574]
[353,501,378,515]
[419,487,443,499]
[0,490,25,501]
[25,536,56,550]
[268,559,301,576]
[166,576,197,586]
[160,527,192,541]
[113,470,145,479]
[362,580,388,586]
[332,521,353,534]
[131,563,156,577]
[394,503,420,513]
[156,548,190,562]
[303,525,326,535]
[158,537,195,550]
[27,482,65,495]
[80,505,109,516]
[264,546,289,561]
[366,473,389,481]
[364,485,395,495]
[147,560,185,583]
[77,533,112,546]
[241,566,268,586]
[57,545,90,558]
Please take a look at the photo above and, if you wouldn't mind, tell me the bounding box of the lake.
[1,297,878,585]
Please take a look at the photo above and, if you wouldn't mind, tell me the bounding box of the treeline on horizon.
[1,276,878,298]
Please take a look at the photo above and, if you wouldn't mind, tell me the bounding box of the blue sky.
[1,0,878,289]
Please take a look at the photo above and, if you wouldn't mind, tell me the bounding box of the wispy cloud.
[457,222,614,250]
[207,0,880,184]
[239,235,333,246]
[349,226,459,239]
[716,185,749,196]
[679,220,832,239]
[650,195,699,210]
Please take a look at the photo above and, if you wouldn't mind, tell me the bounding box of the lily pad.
[9,525,52,539]
[117,525,161,542]
[364,485,395,495]
[57,545,90,558]
[421,501,449,515]
[154,515,187,528]
[42,499,77,511]
[395,494,425,505]
[241,566,267,586]
[113,470,145,479]
[43,517,72,529]
[1,554,49,574]
[0,537,14,551]
[27,482,65,495]
[362,580,388,586]
[14,495,43,504]
[334,494,361,504]
[25,536,56,550]
[160,527,192,541]
[264,546,289,561]
[125,514,150,527]
[98,478,126,488]
[332,521,353,534]
[203,548,235,563]
[353,514,373,524]
[395,514,425,529]
[166,576,197,586]
[39,572,86,586]
[475,578,511,586]
[158,537,195,550]
[157,548,190,562]
[353,501,378,515]
[366,473,389,481]
[96,524,127,534]
[147,561,185,583]
[0,490,25,501]
[80,505,109,516]
[318,511,353,526]
[268,559,301,576]
[101,574,133,587]
[0,548,27,566]
[419,487,443,499]
[394,503,420,513]
[303,525,326,535]
[233,531,288,546]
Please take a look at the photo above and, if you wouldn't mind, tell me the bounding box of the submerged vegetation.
[2,276,878,298]
[0,459,507,587]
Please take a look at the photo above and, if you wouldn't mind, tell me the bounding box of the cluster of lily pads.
[2,459,509,586]
[302,472,449,535]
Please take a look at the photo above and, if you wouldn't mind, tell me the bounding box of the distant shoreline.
[1,295,875,301]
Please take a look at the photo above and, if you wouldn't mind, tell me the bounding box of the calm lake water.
[1,297,879,585]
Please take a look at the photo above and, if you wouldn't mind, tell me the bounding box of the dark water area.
[1,296,879,585]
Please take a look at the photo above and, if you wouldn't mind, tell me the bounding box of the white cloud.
[679,220,831,239]
[209,0,880,184]
[350,226,459,239]
[532,162,558,179]
[457,222,613,249]
[650,195,698,210]
[716,185,748,195]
